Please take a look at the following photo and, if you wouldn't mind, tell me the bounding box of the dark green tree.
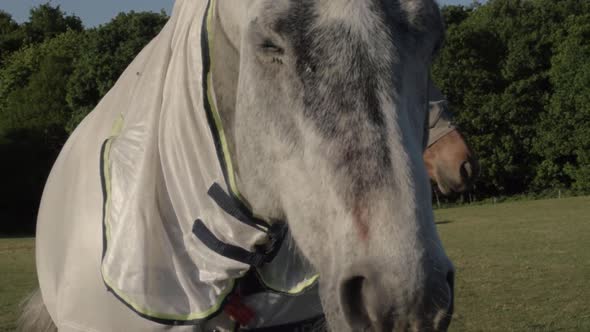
[66,11,168,131]
[432,19,507,195]
[535,14,590,192]
[0,30,83,235]
[22,3,83,44]
[0,8,168,234]
[440,5,472,27]
[0,11,25,65]
[0,30,83,133]
[432,0,590,196]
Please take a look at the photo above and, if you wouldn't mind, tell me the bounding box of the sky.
[2,0,481,28]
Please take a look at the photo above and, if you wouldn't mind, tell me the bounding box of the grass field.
[437,196,590,332]
[1,196,589,331]
[0,238,35,332]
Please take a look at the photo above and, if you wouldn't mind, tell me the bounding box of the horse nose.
[339,269,455,331]
[437,270,455,331]
[340,276,379,331]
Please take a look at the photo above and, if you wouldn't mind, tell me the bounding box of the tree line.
[434,0,590,198]
[0,4,168,234]
[1,0,589,234]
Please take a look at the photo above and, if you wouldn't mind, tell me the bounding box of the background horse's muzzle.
[460,158,479,188]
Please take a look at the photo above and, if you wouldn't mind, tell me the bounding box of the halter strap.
[208,183,270,232]
[239,315,326,332]
[193,183,288,268]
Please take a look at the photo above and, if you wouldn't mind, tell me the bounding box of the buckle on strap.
[192,183,287,267]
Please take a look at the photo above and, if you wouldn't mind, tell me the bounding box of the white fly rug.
[95,0,318,327]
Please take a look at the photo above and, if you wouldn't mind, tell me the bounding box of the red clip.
[224,294,256,327]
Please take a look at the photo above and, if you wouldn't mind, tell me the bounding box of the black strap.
[193,220,268,267]
[208,183,269,232]
[193,183,288,267]
[239,315,326,332]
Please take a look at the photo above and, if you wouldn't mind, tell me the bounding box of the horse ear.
[429,102,445,128]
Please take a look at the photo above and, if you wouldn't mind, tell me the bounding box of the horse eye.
[260,39,284,54]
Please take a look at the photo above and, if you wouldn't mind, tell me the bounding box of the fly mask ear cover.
[427,100,456,147]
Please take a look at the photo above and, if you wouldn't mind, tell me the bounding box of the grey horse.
[23,0,454,331]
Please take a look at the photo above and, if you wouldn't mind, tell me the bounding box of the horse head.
[424,82,479,195]
[214,0,454,330]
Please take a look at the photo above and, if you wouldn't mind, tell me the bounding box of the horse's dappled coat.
[96,0,318,327]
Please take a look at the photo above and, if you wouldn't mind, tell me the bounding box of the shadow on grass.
[0,234,36,239]
[436,220,454,225]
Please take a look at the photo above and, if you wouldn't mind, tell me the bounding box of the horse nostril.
[340,276,373,330]
[446,270,455,313]
[460,161,473,181]
[437,270,455,331]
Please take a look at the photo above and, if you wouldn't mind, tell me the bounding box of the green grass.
[437,196,590,332]
[1,197,589,331]
[0,238,36,332]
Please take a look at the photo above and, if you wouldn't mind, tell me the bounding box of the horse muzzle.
[338,263,455,332]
